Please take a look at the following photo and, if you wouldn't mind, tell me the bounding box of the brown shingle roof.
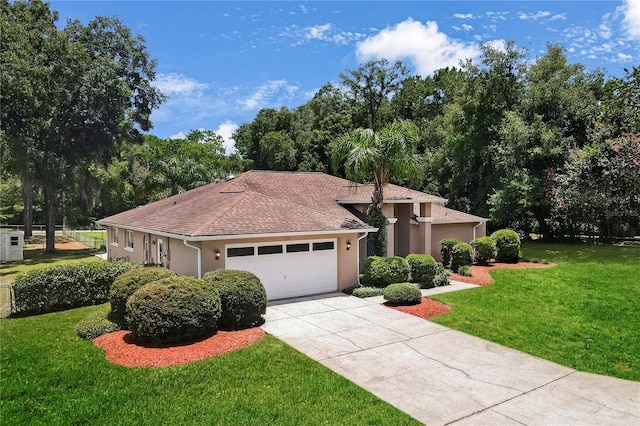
[97,171,484,238]
[337,183,447,203]
[431,204,487,223]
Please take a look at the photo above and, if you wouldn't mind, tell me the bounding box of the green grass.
[78,230,107,239]
[0,248,99,283]
[1,305,419,425]
[431,242,640,381]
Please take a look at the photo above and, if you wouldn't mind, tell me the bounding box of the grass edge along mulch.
[94,328,266,367]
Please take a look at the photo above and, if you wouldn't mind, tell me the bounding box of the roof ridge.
[239,189,367,228]
[192,191,249,236]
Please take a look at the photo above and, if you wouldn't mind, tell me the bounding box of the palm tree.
[330,120,421,256]
[330,119,421,213]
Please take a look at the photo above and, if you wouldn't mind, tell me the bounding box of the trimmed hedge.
[12,261,140,316]
[434,271,450,287]
[451,242,473,272]
[383,283,422,305]
[109,267,176,327]
[406,254,439,288]
[471,236,497,265]
[351,286,385,298]
[457,265,473,277]
[76,305,121,340]
[440,238,459,268]
[126,276,222,344]
[202,269,267,330]
[362,256,410,288]
[360,256,382,286]
[491,229,521,263]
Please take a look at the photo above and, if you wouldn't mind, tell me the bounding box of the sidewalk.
[262,292,640,425]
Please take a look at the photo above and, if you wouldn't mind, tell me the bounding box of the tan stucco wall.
[430,223,486,261]
[107,226,363,290]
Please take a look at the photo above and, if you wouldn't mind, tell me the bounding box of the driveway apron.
[262,292,640,426]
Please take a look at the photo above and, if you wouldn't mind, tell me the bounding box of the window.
[313,241,334,251]
[111,227,119,245]
[125,230,134,250]
[10,236,19,246]
[227,247,254,257]
[258,245,283,255]
[286,243,309,253]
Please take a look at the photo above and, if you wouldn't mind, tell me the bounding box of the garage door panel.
[225,240,337,300]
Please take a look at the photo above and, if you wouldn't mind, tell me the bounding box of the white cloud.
[283,23,366,46]
[306,23,332,40]
[453,13,474,19]
[484,39,507,52]
[598,23,613,39]
[617,52,633,61]
[518,11,551,21]
[621,0,640,39]
[154,73,209,95]
[356,18,481,76]
[486,11,509,21]
[550,13,567,21]
[461,24,473,31]
[169,131,187,140]
[215,120,239,154]
[238,79,300,110]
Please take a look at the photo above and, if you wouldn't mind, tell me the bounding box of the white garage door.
[225,239,337,300]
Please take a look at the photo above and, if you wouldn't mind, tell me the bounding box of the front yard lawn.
[431,242,640,381]
[0,248,99,283]
[1,305,419,425]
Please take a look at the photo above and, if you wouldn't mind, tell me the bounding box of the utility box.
[0,230,24,262]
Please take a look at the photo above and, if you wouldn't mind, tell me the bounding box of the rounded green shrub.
[406,254,439,288]
[457,265,473,277]
[440,238,459,268]
[491,229,521,263]
[360,256,382,286]
[451,242,473,272]
[362,256,410,287]
[433,272,450,287]
[109,267,176,327]
[12,261,140,317]
[76,305,120,340]
[471,236,497,265]
[383,283,422,305]
[126,276,221,344]
[202,269,267,330]
[351,286,385,298]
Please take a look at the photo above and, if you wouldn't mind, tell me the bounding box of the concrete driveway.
[262,290,640,426]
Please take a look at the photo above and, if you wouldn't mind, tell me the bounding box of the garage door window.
[286,243,309,253]
[258,245,283,255]
[227,247,254,257]
[313,241,334,251]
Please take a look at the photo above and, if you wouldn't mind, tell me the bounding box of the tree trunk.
[22,176,34,238]
[44,183,57,253]
[532,206,554,241]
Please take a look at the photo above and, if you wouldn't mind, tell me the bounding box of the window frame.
[124,230,134,251]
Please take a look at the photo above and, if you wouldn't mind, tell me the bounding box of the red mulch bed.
[450,262,555,286]
[93,328,266,367]
[385,298,451,319]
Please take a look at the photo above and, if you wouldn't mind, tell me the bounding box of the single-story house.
[98,171,487,300]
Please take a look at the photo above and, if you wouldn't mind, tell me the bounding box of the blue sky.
[50,1,640,152]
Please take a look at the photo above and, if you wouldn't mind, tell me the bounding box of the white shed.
[0,230,24,262]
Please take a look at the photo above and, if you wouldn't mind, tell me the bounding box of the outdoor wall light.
[215,249,221,259]
[152,240,156,245]
[346,241,351,250]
